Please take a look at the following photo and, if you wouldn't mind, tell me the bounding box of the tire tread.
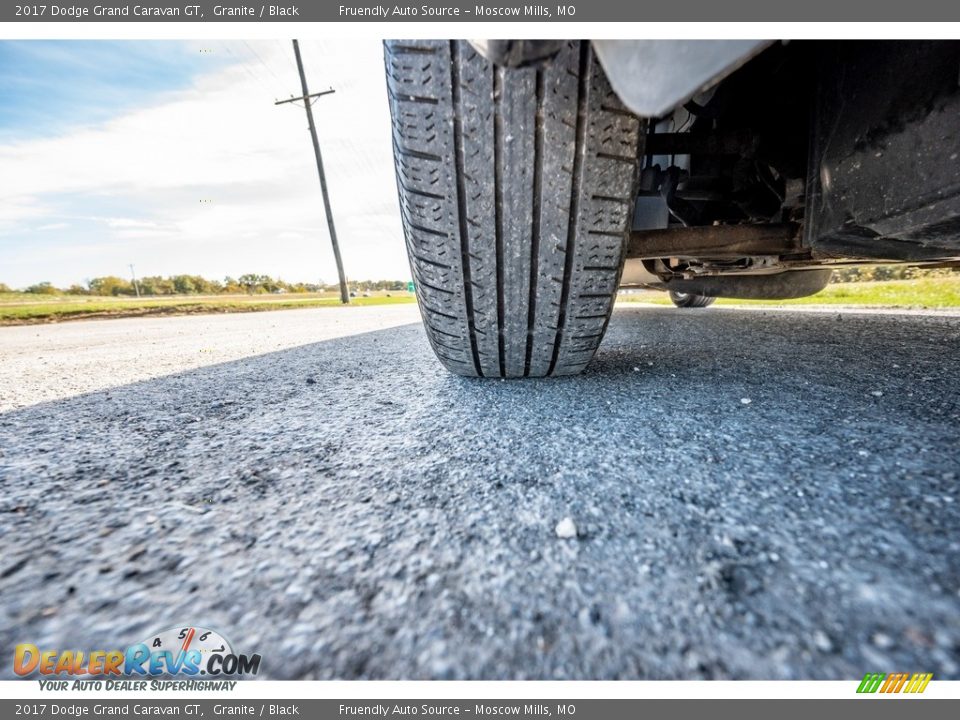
[385,40,641,377]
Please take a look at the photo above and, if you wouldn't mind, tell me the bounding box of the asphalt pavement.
[1,304,958,679]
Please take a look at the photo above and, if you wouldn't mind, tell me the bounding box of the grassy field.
[619,276,960,309]
[0,292,416,325]
[2,276,958,325]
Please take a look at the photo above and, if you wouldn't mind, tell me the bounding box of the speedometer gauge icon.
[142,626,233,661]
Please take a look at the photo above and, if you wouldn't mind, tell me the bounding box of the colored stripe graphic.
[857,673,886,693]
[905,673,933,693]
[881,672,905,693]
[857,672,932,694]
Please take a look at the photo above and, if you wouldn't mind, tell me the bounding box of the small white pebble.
[555,517,578,539]
[813,630,833,652]
[871,632,894,649]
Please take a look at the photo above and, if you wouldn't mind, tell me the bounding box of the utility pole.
[129,264,141,298]
[276,39,349,304]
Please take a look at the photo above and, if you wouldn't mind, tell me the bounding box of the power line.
[221,41,282,100]
[241,40,287,91]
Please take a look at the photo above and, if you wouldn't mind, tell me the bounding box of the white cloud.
[103,218,160,229]
[0,39,409,287]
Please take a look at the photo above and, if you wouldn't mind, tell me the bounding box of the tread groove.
[524,69,545,378]
[387,89,440,105]
[390,45,439,55]
[548,43,590,377]
[599,104,639,118]
[399,182,446,200]
[411,253,452,270]
[405,220,449,238]
[449,41,483,376]
[596,152,638,165]
[420,303,460,320]
[591,195,632,205]
[395,146,442,162]
[494,65,506,378]
[415,277,456,296]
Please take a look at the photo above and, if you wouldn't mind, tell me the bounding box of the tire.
[385,40,642,378]
[669,291,716,308]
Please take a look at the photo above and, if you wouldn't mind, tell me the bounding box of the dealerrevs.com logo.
[14,626,261,681]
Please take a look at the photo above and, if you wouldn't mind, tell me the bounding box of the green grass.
[4,276,958,325]
[618,277,960,309]
[0,292,416,325]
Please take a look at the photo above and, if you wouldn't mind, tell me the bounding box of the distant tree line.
[5,267,957,295]
[2,275,411,296]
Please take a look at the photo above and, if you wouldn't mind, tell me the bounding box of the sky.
[0,39,410,289]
